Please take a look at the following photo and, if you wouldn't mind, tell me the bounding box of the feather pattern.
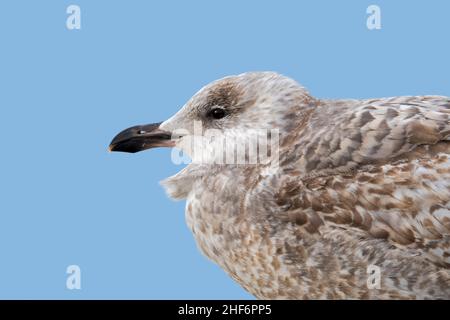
[158,73,450,299]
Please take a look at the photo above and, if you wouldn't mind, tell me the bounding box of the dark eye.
[209,108,226,119]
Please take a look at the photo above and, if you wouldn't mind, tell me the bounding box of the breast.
[184,167,296,298]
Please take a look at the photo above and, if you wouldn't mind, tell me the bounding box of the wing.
[281,95,450,175]
[273,95,450,268]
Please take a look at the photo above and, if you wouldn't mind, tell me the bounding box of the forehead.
[200,78,244,109]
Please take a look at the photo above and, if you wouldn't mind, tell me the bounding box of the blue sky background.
[0,0,449,299]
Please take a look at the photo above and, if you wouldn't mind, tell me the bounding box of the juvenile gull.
[110,72,450,299]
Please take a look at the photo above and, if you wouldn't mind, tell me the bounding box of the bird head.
[109,72,314,164]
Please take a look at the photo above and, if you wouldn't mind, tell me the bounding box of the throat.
[160,164,214,200]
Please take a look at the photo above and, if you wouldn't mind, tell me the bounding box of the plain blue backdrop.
[0,0,449,299]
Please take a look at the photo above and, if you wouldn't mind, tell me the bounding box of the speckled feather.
[160,72,450,299]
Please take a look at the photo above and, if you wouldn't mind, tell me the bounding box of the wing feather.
[273,95,450,267]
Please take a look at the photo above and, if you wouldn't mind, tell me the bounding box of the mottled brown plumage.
[113,72,450,299]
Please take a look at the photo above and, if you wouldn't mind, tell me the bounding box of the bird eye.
[209,108,226,119]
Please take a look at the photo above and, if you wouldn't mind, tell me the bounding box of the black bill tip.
[109,122,173,153]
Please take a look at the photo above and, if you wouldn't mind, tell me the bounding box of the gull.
[109,72,450,299]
